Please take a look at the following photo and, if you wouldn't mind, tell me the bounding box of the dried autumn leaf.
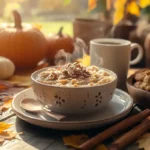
[0,122,12,133]
[0,87,26,98]
[113,0,126,24]
[63,134,89,148]
[88,0,97,11]
[63,134,107,150]
[0,131,16,140]
[77,54,90,66]
[0,81,13,91]
[95,144,108,150]
[0,95,13,102]
[139,0,150,8]
[0,131,23,144]
[113,10,124,25]
[113,0,140,24]
[8,75,31,87]
[127,1,140,16]
[0,99,12,112]
[0,123,22,144]
[0,85,8,91]
[137,133,150,150]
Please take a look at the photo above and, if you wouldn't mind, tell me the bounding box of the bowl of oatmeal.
[31,62,117,115]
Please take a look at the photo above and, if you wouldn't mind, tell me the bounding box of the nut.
[58,79,68,85]
[36,63,113,87]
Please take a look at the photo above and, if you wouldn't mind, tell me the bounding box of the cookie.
[134,69,150,92]
[134,69,149,81]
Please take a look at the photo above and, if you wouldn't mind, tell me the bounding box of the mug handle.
[130,43,143,65]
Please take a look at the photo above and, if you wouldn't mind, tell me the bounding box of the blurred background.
[0,0,150,69]
[0,0,150,34]
[0,0,89,35]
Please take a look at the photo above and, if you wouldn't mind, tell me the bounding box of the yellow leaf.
[8,75,31,87]
[63,134,89,148]
[139,0,150,8]
[0,131,16,140]
[63,134,107,150]
[137,133,150,150]
[88,0,97,11]
[0,131,23,144]
[127,1,140,16]
[77,54,90,66]
[0,122,12,133]
[33,23,42,30]
[95,144,108,150]
[114,0,127,9]
[113,0,126,24]
[113,10,124,25]
[113,0,140,24]
[0,99,12,112]
[0,124,22,144]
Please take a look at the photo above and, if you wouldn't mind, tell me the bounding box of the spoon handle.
[42,108,66,121]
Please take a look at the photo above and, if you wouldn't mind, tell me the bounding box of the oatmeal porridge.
[36,62,114,87]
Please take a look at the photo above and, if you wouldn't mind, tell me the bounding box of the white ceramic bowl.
[31,67,117,115]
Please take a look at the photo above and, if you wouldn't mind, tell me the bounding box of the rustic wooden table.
[0,107,143,150]
[0,69,148,150]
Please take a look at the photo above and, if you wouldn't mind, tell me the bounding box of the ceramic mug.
[90,38,143,90]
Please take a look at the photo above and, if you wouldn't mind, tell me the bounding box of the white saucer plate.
[12,88,133,130]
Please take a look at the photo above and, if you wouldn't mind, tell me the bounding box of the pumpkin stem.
[13,10,22,29]
[58,27,63,37]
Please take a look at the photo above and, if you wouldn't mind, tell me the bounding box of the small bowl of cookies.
[127,69,150,109]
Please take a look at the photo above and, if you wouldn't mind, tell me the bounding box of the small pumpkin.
[0,10,47,69]
[46,27,74,61]
[0,57,15,79]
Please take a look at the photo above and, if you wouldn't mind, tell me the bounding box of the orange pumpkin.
[0,11,47,69]
[46,27,74,61]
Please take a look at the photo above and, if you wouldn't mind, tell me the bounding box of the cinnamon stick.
[79,109,150,150]
[108,116,150,150]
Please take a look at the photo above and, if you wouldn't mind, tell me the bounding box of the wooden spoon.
[20,98,66,121]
